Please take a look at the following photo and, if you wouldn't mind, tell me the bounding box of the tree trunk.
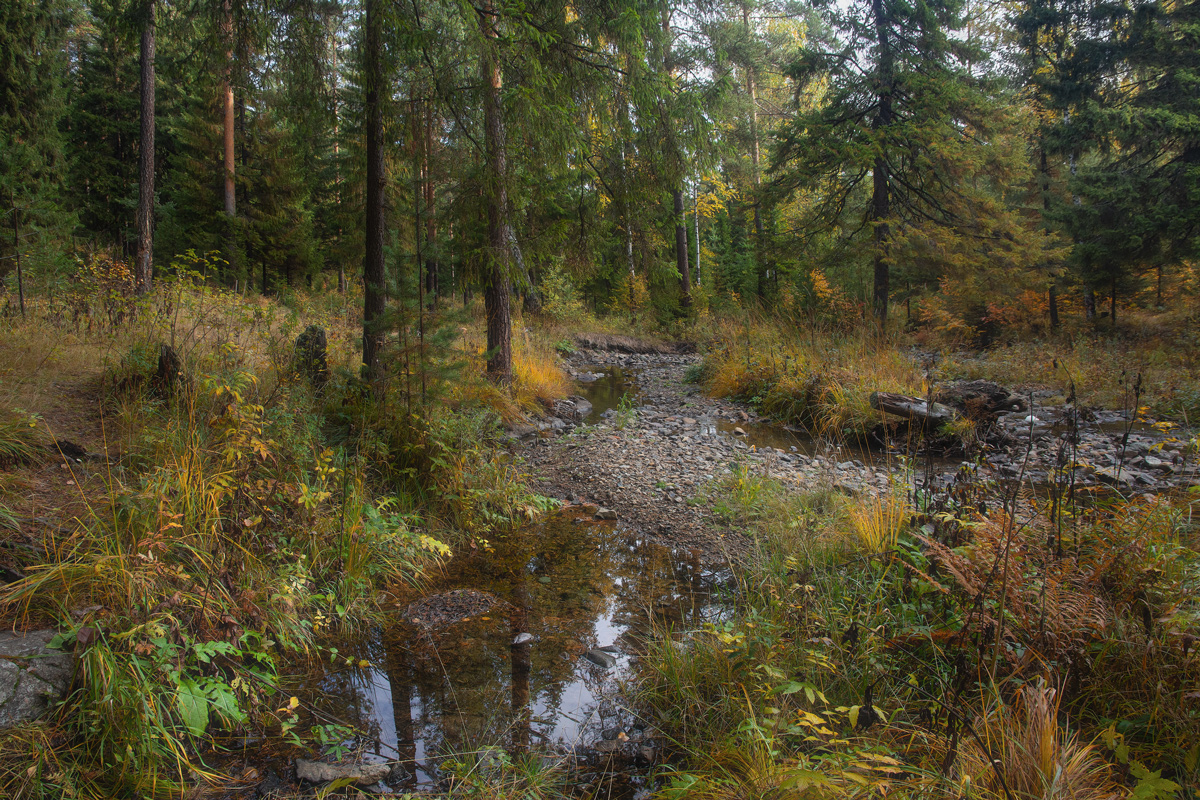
[424,102,438,308]
[674,188,691,307]
[617,72,635,283]
[362,0,386,383]
[693,179,701,287]
[331,30,346,294]
[1083,286,1096,320]
[742,3,766,299]
[481,0,512,385]
[9,200,25,318]
[659,6,690,309]
[1039,146,1058,333]
[221,0,235,219]
[870,0,893,324]
[135,0,155,294]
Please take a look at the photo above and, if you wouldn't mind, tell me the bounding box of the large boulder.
[0,630,74,729]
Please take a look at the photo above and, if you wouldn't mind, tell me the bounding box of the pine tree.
[135,0,155,292]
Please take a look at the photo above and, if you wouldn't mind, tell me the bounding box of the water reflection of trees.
[312,512,732,791]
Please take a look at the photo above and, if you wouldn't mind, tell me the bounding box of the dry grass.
[956,683,1124,800]
[700,315,926,436]
[450,315,572,423]
[845,490,909,553]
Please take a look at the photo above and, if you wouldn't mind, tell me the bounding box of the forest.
[1,0,1199,795]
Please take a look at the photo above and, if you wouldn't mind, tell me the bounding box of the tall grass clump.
[697,314,925,438]
[0,409,45,467]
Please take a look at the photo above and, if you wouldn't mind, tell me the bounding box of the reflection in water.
[307,511,731,796]
[576,365,640,422]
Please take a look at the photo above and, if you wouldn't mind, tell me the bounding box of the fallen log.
[870,391,958,428]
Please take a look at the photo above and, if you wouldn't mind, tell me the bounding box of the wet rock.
[506,422,538,438]
[512,632,535,646]
[1143,455,1172,472]
[295,758,391,786]
[404,589,506,629]
[583,649,619,668]
[594,508,618,521]
[1092,465,1137,489]
[0,630,74,729]
[572,396,594,419]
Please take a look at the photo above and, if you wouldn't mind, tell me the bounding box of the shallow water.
[576,365,640,423]
[306,510,733,795]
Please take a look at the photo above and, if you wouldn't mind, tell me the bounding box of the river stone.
[584,648,618,668]
[1093,465,1137,489]
[594,507,618,521]
[571,396,594,419]
[295,758,391,786]
[0,630,74,729]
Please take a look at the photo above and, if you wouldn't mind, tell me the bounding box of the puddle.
[305,511,732,796]
[714,419,870,458]
[575,365,640,423]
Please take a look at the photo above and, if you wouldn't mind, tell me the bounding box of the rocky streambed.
[517,345,1198,557]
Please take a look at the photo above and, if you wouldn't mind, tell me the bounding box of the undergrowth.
[0,265,561,797]
[640,462,1200,800]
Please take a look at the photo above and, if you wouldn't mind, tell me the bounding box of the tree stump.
[154,343,183,396]
[294,325,330,391]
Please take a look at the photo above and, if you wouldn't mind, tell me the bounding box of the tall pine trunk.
[870,0,894,324]
[674,189,691,306]
[481,0,512,385]
[661,6,690,308]
[135,0,155,294]
[219,0,238,280]
[362,0,386,383]
[424,102,438,308]
[743,2,765,299]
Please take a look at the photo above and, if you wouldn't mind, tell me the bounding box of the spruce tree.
[773,0,1027,323]
[1,0,75,296]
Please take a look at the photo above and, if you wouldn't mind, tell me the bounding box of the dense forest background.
[3,0,1196,345]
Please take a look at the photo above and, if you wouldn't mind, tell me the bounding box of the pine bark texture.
[482,0,512,385]
[221,0,236,219]
[362,0,386,383]
[673,189,691,305]
[135,0,155,294]
[870,0,894,323]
